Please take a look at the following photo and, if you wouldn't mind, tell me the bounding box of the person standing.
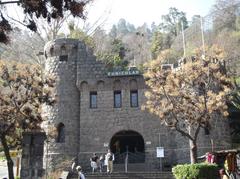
[76,166,85,179]
[99,154,105,173]
[90,153,99,173]
[106,149,114,173]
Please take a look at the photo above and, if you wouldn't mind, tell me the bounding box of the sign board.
[104,143,109,147]
[107,70,140,77]
[156,147,164,158]
[146,141,151,145]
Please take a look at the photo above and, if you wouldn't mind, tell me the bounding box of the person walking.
[76,166,85,179]
[106,149,114,173]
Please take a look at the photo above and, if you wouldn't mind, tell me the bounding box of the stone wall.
[21,132,46,179]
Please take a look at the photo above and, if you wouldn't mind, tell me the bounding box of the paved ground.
[0,160,8,178]
[0,160,18,178]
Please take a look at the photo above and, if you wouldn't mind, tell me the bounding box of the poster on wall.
[156,147,164,158]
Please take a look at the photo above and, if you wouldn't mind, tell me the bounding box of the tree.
[0,29,45,66]
[35,13,72,41]
[151,30,173,59]
[212,0,240,32]
[232,90,240,109]
[68,21,95,48]
[0,60,55,179]
[109,25,118,39]
[97,38,129,70]
[150,7,188,60]
[143,50,231,164]
[0,0,91,44]
[161,7,188,37]
[117,18,129,36]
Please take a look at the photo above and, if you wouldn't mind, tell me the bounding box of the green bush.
[0,146,3,152]
[172,163,219,179]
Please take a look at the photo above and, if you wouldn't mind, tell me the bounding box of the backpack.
[109,154,113,161]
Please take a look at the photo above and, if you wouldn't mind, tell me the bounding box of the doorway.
[110,130,145,163]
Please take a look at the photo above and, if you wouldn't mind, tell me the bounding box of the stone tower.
[43,39,81,168]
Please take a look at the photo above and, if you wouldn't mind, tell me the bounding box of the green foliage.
[97,53,128,71]
[151,31,164,59]
[172,163,219,179]
[111,39,126,59]
[97,38,129,71]
[0,155,6,161]
[229,77,240,144]
[160,7,188,37]
[68,21,95,49]
[231,77,240,109]
[0,146,3,152]
[232,91,240,109]
[150,7,188,60]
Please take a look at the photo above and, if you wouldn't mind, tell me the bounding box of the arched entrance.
[110,130,145,163]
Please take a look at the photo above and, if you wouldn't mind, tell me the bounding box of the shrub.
[172,163,219,179]
[0,145,3,152]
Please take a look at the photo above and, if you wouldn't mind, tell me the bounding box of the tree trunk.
[1,135,14,179]
[189,139,198,164]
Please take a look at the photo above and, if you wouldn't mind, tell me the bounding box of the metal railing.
[114,151,145,164]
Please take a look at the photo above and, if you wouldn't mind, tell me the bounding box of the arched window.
[80,81,88,91]
[113,80,122,108]
[129,79,138,90]
[97,80,105,91]
[56,123,65,143]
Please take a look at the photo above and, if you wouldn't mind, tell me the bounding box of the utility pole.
[181,21,186,57]
[200,17,205,59]
[158,133,162,171]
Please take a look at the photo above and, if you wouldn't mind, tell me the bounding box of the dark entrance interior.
[110,130,145,163]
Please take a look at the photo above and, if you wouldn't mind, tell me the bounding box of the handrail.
[114,151,145,164]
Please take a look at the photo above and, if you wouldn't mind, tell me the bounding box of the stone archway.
[110,130,145,163]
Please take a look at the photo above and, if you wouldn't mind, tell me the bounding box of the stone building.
[43,38,231,171]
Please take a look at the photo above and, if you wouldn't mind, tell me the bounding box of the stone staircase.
[66,163,174,179]
[85,172,174,179]
[113,163,149,172]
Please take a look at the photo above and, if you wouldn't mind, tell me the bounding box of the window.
[204,122,210,135]
[56,123,65,143]
[114,91,122,108]
[59,55,68,61]
[130,90,138,107]
[90,91,97,108]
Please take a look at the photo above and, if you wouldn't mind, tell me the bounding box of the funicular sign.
[107,70,140,77]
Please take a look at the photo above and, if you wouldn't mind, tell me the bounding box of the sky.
[5,0,217,35]
[84,0,216,31]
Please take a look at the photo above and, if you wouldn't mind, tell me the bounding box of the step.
[84,172,174,179]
